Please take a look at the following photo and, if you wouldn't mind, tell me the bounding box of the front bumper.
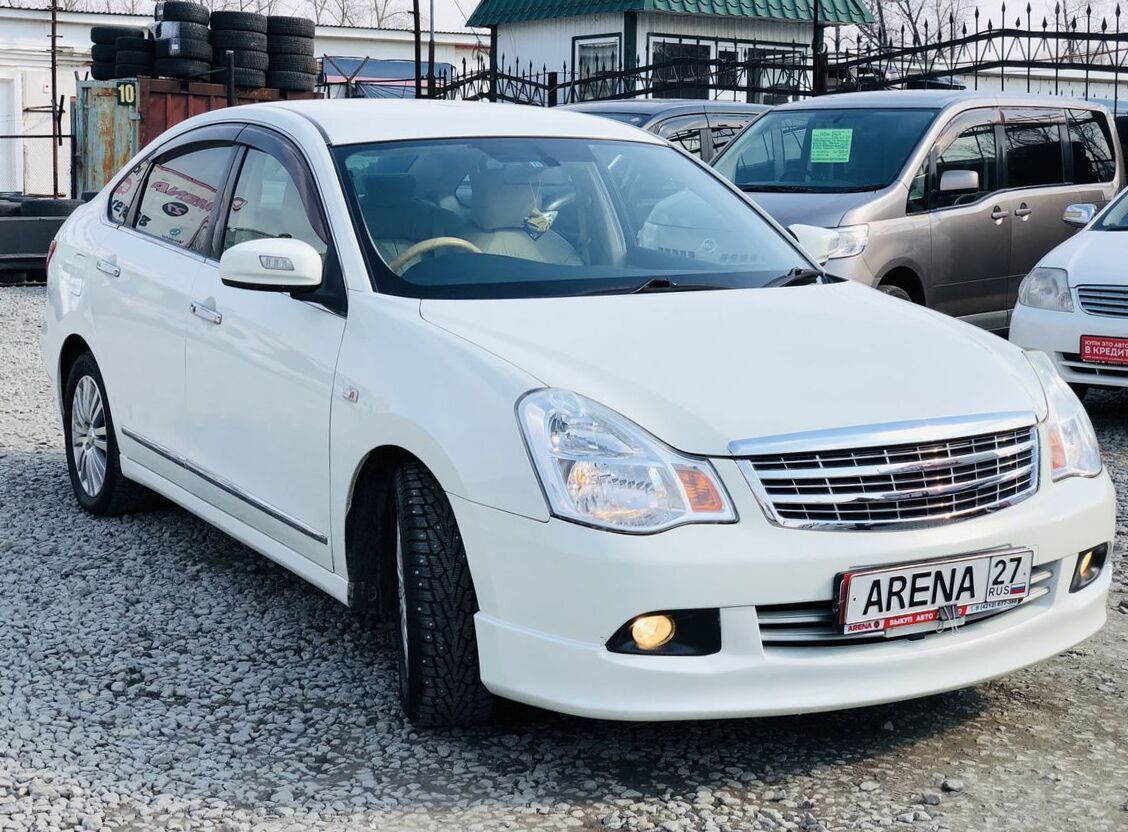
[1010,302,1128,387]
[453,456,1115,720]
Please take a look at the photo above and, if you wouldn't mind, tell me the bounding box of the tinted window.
[224,147,328,256]
[714,108,938,193]
[336,138,809,299]
[133,145,233,252]
[708,115,755,157]
[1067,109,1116,184]
[108,161,144,224]
[935,122,997,208]
[1004,122,1064,187]
[656,115,707,156]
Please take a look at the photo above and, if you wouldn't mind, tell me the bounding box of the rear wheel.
[63,353,158,516]
[392,461,493,727]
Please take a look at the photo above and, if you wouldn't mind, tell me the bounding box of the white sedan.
[1011,194,1128,396]
[42,100,1113,726]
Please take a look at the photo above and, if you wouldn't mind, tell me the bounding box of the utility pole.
[413,0,422,97]
[426,0,435,96]
[811,0,826,94]
[50,0,59,196]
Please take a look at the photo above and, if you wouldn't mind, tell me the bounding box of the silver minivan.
[713,91,1122,332]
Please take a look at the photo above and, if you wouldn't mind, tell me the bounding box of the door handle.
[95,259,120,277]
[990,207,1008,221]
[1014,203,1033,218]
[189,302,222,325]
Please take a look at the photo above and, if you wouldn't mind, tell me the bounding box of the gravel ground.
[2,285,1127,832]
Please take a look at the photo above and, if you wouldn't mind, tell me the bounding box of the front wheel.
[63,353,157,515]
[877,282,913,302]
[392,461,493,727]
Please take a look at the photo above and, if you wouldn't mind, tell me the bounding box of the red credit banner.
[1081,335,1128,365]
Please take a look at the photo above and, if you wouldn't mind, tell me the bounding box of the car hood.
[420,282,1047,456]
[743,191,875,229]
[1040,229,1128,286]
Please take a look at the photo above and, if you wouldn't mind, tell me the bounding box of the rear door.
[927,108,1012,330]
[1002,108,1077,315]
[92,130,239,485]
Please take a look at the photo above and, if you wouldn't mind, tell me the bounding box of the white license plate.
[836,549,1033,635]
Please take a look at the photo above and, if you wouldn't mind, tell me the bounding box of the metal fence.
[430,5,1128,108]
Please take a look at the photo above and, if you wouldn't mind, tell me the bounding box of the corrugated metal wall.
[495,13,625,71]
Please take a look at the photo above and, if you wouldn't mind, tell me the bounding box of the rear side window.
[108,161,145,224]
[656,115,707,157]
[133,144,235,253]
[1067,109,1116,184]
[1004,122,1064,187]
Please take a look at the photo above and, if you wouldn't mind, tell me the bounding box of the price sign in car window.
[810,128,853,163]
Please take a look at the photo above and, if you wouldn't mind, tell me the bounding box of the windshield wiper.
[739,184,812,193]
[764,267,825,288]
[630,278,731,294]
[837,183,889,192]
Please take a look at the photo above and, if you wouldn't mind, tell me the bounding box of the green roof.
[467,0,872,27]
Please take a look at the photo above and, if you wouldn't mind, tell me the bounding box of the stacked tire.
[153,2,212,81]
[89,26,147,81]
[210,11,269,89]
[266,16,317,92]
[114,37,155,79]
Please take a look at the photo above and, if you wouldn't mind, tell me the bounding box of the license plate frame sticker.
[835,549,1033,635]
[1081,335,1128,366]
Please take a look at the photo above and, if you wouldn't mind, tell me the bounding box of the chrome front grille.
[1077,284,1128,317]
[732,415,1040,530]
[757,567,1054,647]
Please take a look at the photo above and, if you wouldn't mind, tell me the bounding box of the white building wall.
[494,13,625,71]
[636,11,812,58]
[0,7,485,196]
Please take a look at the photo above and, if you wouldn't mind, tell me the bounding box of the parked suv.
[713,91,1122,332]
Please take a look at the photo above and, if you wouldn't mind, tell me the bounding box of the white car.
[1011,195,1128,395]
[42,100,1114,726]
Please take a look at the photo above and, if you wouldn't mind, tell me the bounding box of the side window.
[707,116,753,158]
[108,161,145,224]
[934,122,997,208]
[1067,109,1116,184]
[906,161,928,213]
[223,147,329,257]
[1004,121,1065,188]
[656,116,707,157]
[133,144,234,253]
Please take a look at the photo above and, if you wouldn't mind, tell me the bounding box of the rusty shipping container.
[72,77,318,196]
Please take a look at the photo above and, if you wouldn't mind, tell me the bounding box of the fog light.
[1070,543,1108,592]
[630,615,676,650]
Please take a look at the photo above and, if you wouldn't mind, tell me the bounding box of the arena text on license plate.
[835,549,1033,636]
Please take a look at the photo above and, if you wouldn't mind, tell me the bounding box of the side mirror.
[219,238,323,291]
[1063,203,1097,228]
[788,223,840,265]
[939,169,980,193]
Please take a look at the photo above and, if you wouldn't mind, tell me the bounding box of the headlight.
[1018,267,1074,312]
[828,224,868,259]
[1025,351,1102,480]
[518,389,736,533]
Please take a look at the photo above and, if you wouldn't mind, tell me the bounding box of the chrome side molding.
[121,427,328,545]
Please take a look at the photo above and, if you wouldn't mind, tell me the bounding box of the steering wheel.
[543,190,577,213]
[387,236,482,275]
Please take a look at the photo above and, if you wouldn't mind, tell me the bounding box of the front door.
[927,111,1012,331]
[184,131,345,570]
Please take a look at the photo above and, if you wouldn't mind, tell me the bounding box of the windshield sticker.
[810,129,853,163]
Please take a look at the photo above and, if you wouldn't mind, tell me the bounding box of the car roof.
[563,99,770,118]
[229,99,668,146]
[773,89,1112,113]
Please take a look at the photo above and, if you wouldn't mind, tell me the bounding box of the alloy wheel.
[70,376,108,497]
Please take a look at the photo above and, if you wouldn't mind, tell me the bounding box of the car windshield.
[713,107,938,193]
[335,137,812,299]
[1094,190,1128,230]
